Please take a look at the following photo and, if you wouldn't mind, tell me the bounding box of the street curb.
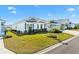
[34,35,79,54]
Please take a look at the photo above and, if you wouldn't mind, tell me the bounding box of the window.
[1,23,4,33]
[1,23,4,26]
[40,24,42,29]
[44,24,46,28]
[37,24,39,29]
[32,24,34,29]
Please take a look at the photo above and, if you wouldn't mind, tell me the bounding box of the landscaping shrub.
[24,30,27,34]
[28,27,33,34]
[74,26,77,29]
[11,28,47,35]
[4,35,12,39]
[49,28,62,33]
[43,28,47,32]
[47,33,62,43]
[74,24,79,29]
[67,27,73,29]
[33,28,47,34]
[34,29,42,33]
[47,34,57,38]
[11,30,23,36]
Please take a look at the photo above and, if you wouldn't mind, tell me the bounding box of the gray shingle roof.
[26,16,46,23]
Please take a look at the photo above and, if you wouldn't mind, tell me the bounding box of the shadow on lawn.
[47,34,68,45]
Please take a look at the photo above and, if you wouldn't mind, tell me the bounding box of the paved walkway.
[0,37,14,54]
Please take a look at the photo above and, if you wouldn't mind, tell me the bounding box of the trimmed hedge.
[11,28,48,35]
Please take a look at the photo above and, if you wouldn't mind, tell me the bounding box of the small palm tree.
[60,24,64,30]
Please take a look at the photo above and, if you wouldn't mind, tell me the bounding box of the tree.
[74,24,79,29]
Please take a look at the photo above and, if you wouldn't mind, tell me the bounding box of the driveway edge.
[34,35,79,54]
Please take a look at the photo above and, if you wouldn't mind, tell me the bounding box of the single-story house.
[11,17,48,33]
[48,19,71,30]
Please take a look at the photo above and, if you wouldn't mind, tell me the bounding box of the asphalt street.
[45,36,79,54]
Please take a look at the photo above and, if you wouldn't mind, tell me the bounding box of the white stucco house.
[0,19,5,36]
[11,17,48,33]
[49,19,71,30]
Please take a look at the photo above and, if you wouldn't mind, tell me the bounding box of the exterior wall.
[58,19,70,25]
[25,22,46,32]
[11,25,16,30]
[16,22,25,33]
[11,21,47,33]
[46,23,61,31]
[0,21,5,36]
[12,21,25,33]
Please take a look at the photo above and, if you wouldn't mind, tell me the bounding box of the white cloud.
[67,8,76,11]
[11,10,16,14]
[8,7,16,10]
[48,13,52,16]
[34,5,39,7]
[8,6,17,14]
[72,14,76,17]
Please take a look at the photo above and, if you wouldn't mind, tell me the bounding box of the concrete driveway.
[0,37,14,54]
[63,30,79,35]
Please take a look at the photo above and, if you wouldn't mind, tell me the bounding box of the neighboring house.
[56,19,70,29]
[68,22,75,28]
[11,17,48,33]
[48,19,70,30]
[49,22,61,30]
[5,25,12,30]
[0,19,5,36]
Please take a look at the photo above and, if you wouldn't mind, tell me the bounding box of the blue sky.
[0,5,79,24]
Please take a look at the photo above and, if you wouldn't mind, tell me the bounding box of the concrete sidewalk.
[0,37,14,54]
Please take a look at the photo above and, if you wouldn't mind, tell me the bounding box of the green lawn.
[3,31,74,54]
